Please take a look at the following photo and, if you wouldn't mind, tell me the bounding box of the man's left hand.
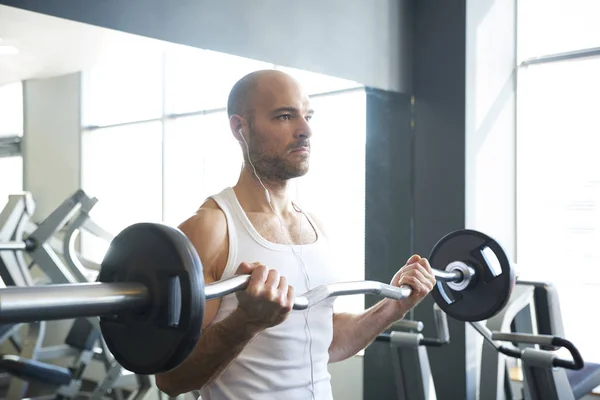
[390,254,437,315]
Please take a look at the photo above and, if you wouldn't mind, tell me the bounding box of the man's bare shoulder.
[178,199,229,280]
[179,199,225,234]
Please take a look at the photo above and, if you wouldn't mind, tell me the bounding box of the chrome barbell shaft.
[293,281,412,310]
[0,283,148,323]
[206,275,413,310]
[0,278,414,323]
[0,266,468,324]
[433,268,464,282]
[208,266,465,303]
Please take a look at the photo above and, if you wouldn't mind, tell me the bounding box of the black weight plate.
[429,229,515,322]
[98,222,204,374]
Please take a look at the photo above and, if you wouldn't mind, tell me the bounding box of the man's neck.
[233,168,295,215]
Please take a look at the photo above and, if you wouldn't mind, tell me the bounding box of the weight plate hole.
[167,275,182,328]
[480,246,502,277]
[438,282,456,305]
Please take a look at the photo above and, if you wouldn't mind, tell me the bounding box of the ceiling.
[0,5,177,87]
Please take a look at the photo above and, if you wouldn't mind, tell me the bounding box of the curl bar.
[0,222,516,375]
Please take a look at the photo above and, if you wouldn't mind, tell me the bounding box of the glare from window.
[518,0,600,61]
[0,82,23,136]
[517,56,600,362]
[163,112,242,226]
[298,90,367,313]
[84,52,163,127]
[81,121,163,261]
[0,156,23,210]
[81,48,367,315]
[276,65,361,95]
[164,48,274,115]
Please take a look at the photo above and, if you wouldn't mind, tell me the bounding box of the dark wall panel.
[363,87,413,400]
[363,1,477,399]
[411,1,476,400]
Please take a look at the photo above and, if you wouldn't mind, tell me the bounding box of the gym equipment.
[0,223,516,375]
[0,192,36,287]
[478,280,600,400]
[479,283,536,400]
[1,320,48,398]
[470,320,584,400]
[0,189,104,286]
[0,318,153,399]
[0,191,146,399]
[375,303,449,400]
[511,281,600,399]
[60,199,113,282]
[0,191,102,396]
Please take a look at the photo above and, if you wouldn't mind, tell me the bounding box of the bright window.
[81,121,163,262]
[517,56,600,362]
[0,156,23,210]
[0,82,23,136]
[298,89,367,313]
[276,65,362,95]
[81,47,367,316]
[164,49,273,115]
[163,112,242,226]
[83,52,163,127]
[0,81,24,211]
[517,0,600,61]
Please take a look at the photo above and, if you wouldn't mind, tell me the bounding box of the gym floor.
[0,375,136,399]
[509,367,600,399]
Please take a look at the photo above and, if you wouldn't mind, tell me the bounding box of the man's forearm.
[328,299,407,363]
[156,308,262,397]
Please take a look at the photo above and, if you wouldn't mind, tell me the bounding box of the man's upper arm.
[178,199,229,329]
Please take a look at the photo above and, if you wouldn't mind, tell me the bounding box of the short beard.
[244,127,309,182]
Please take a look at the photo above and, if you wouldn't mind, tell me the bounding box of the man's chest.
[246,213,318,245]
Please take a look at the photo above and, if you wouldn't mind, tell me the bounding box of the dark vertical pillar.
[412,1,476,400]
[364,0,474,398]
[363,87,414,400]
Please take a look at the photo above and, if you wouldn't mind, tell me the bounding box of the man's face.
[244,75,313,181]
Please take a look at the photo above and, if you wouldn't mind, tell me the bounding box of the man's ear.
[229,114,244,141]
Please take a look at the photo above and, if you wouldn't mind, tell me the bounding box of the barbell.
[0,240,35,251]
[0,223,515,375]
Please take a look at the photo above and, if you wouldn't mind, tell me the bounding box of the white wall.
[21,71,82,358]
[21,73,76,349]
[329,357,364,400]
[22,73,81,222]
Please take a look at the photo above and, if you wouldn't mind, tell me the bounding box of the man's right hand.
[234,262,295,330]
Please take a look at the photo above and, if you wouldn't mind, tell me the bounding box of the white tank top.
[199,187,343,400]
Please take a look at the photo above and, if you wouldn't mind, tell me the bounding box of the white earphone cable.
[240,130,316,399]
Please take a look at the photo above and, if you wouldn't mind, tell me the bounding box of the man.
[155,69,436,399]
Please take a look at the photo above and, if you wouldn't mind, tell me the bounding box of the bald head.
[226,69,304,120]
[226,69,314,182]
